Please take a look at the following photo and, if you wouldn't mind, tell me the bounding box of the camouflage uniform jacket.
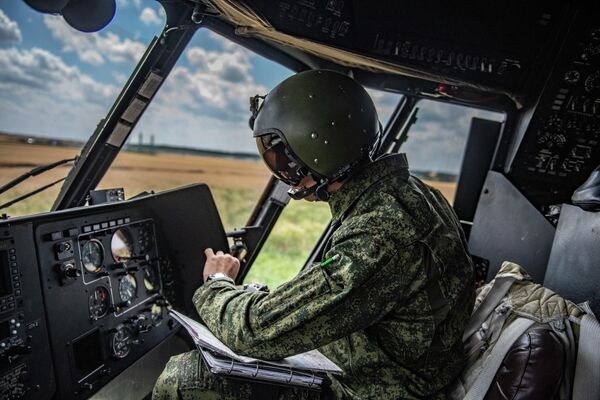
[193,154,475,399]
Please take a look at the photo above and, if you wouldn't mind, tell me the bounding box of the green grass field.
[0,136,455,290]
[2,185,330,289]
[0,137,331,289]
[199,185,331,288]
[246,198,331,288]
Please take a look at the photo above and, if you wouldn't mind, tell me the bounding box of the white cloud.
[0,47,116,100]
[0,27,288,154]
[139,7,162,26]
[117,0,143,8]
[133,38,275,152]
[207,31,238,51]
[0,9,22,44]
[402,100,504,173]
[173,44,266,114]
[0,47,118,139]
[367,88,402,123]
[112,71,128,84]
[43,15,145,65]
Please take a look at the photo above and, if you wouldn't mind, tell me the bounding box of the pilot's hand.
[203,248,240,282]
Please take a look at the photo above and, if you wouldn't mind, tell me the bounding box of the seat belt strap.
[572,313,600,400]
[463,317,535,400]
[463,277,515,341]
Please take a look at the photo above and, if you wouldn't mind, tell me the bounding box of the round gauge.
[584,71,600,92]
[110,325,132,359]
[88,286,110,319]
[111,228,134,262]
[81,239,104,273]
[118,273,137,303]
[143,267,158,292]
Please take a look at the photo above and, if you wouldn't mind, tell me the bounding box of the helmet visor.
[256,134,307,186]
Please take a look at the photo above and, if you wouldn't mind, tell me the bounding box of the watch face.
[208,272,228,281]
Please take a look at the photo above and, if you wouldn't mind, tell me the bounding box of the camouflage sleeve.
[193,209,426,360]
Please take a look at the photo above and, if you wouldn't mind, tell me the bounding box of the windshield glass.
[0,1,403,290]
[0,1,156,216]
[390,99,505,203]
[97,27,292,231]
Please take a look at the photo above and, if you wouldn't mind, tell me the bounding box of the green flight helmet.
[251,70,381,199]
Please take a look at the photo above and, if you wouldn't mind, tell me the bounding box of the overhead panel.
[224,0,570,100]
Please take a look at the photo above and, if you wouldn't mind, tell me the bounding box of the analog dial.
[111,228,134,263]
[88,286,110,319]
[110,325,132,359]
[584,71,600,92]
[81,239,104,273]
[118,273,137,303]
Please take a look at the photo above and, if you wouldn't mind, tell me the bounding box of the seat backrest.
[543,204,600,317]
[449,261,590,400]
[468,171,555,283]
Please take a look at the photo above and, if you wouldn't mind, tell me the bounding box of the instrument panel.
[509,9,600,207]
[36,214,169,398]
[0,184,229,399]
[243,0,570,93]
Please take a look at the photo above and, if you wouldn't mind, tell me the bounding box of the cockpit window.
[0,1,159,216]
[97,28,293,231]
[389,99,505,203]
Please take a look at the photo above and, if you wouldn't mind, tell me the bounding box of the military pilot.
[153,70,475,399]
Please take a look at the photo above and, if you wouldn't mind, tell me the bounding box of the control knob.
[63,264,80,278]
[128,313,153,334]
[58,262,80,284]
[564,70,580,83]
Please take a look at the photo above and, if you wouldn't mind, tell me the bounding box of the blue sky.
[0,0,296,153]
[0,0,503,174]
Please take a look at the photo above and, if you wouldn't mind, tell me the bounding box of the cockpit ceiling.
[206,0,573,108]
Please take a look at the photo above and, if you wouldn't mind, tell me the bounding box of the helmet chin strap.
[287,184,318,200]
[287,180,331,201]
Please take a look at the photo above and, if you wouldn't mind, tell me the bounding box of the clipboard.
[169,309,342,389]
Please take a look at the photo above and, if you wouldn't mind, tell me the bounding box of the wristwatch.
[206,272,231,282]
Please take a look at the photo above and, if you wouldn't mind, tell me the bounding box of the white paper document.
[170,309,342,388]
